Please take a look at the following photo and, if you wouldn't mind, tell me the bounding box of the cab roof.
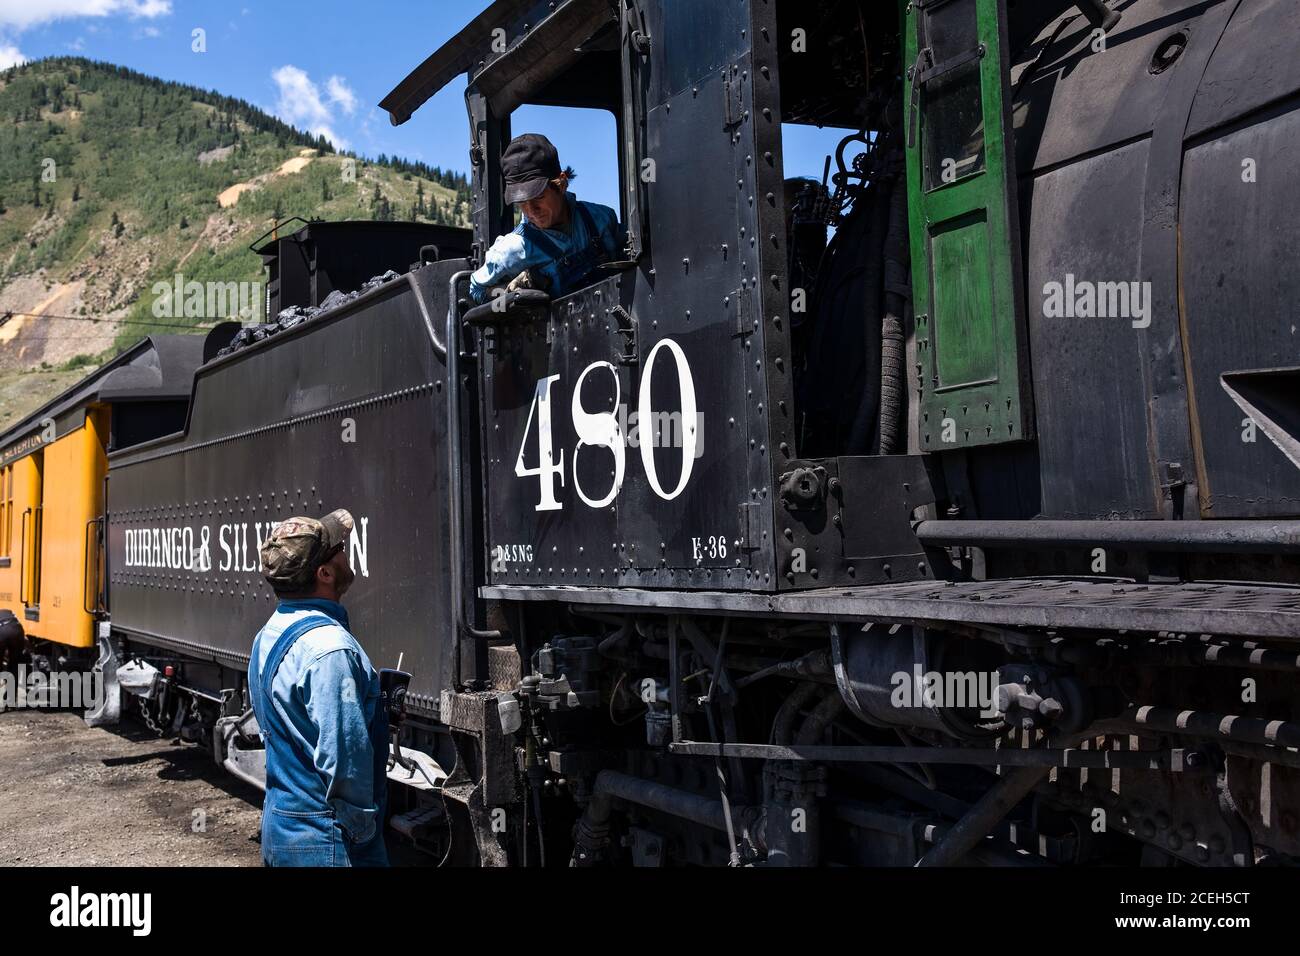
[380,0,615,124]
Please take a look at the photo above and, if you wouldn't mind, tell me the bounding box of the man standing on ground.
[249,509,389,867]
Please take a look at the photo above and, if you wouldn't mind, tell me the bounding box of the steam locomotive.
[4,0,1300,867]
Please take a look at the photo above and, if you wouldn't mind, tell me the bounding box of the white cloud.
[0,41,24,68]
[271,64,350,150]
[272,65,328,126]
[0,1,172,31]
[325,75,357,115]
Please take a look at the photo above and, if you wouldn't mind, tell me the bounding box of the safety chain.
[139,696,165,737]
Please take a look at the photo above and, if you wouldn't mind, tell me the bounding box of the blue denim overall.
[522,201,612,295]
[250,613,390,867]
[469,195,621,303]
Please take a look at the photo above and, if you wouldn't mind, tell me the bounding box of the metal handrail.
[248,216,309,253]
[439,270,502,688]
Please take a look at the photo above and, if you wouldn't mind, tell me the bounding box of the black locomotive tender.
[51,0,1300,865]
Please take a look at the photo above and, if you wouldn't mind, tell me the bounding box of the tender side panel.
[107,273,466,715]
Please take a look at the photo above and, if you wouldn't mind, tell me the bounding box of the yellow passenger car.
[0,336,207,662]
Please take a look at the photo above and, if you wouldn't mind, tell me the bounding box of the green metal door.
[903,0,1032,451]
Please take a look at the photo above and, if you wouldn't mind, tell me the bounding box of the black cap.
[502,134,562,204]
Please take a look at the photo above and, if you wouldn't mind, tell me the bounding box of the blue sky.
[1,0,855,209]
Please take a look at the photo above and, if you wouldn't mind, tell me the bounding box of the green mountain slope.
[0,57,471,432]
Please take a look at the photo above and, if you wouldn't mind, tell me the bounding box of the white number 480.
[514,339,698,512]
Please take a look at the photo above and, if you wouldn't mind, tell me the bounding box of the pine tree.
[32,172,40,207]
[321,179,331,202]
[72,184,80,202]
[180,215,189,229]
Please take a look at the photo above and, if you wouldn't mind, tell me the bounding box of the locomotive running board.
[668,742,1202,771]
[481,577,1300,640]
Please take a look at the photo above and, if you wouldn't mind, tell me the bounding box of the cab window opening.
[774,0,909,459]
[508,104,623,223]
[470,10,636,304]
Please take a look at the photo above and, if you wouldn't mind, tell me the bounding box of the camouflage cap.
[260,509,354,592]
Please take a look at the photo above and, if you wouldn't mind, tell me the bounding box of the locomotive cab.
[385,0,970,594]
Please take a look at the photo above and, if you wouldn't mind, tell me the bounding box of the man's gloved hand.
[483,271,533,304]
[506,269,537,293]
[482,270,551,312]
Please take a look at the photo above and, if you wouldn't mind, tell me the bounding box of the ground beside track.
[0,709,264,866]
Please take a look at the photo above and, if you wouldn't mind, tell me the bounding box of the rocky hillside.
[0,57,471,432]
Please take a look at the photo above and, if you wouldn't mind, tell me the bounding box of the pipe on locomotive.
[1116,705,1300,751]
[913,519,1300,555]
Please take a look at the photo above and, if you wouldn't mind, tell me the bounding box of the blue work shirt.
[470,192,622,303]
[249,598,387,865]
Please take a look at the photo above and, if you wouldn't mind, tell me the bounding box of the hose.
[596,619,633,658]
[877,151,910,455]
[772,682,824,746]
[795,691,848,746]
[842,175,891,455]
